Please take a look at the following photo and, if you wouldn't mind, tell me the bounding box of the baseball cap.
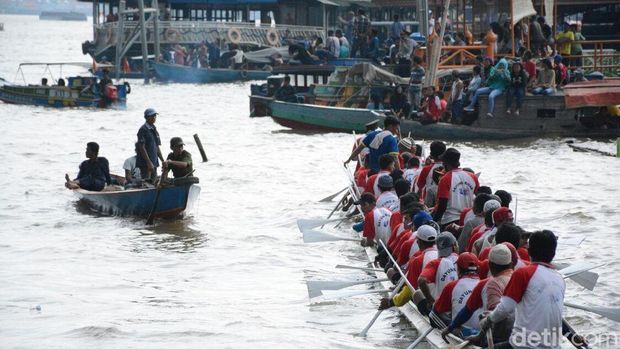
[378,175,394,189]
[483,199,501,213]
[489,244,512,266]
[492,207,513,225]
[144,108,158,118]
[412,211,433,229]
[416,225,437,242]
[437,232,457,257]
[457,252,479,271]
[353,192,376,205]
[170,137,184,147]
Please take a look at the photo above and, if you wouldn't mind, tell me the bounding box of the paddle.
[558,261,604,291]
[319,187,348,202]
[316,288,389,301]
[564,302,620,323]
[302,229,361,243]
[335,264,384,273]
[322,192,349,227]
[486,328,495,349]
[359,278,406,337]
[558,236,586,246]
[307,277,390,298]
[146,179,162,225]
[297,217,347,232]
[405,327,433,349]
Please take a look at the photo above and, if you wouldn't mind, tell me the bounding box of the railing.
[418,44,488,69]
[561,40,620,75]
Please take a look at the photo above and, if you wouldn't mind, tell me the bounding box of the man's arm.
[345,142,366,165]
[418,276,435,304]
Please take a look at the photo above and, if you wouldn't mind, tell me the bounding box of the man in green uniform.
[160,137,193,184]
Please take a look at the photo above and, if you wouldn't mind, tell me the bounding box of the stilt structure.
[114,0,160,83]
[424,0,450,86]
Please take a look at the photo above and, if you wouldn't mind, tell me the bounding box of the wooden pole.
[511,0,516,57]
[193,134,208,162]
[138,0,150,84]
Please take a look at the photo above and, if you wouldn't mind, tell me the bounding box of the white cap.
[416,225,437,242]
[489,244,512,266]
[483,199,501,213]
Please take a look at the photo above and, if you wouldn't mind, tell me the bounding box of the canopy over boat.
[346,63,410,85]
[564,79,620,109]
[244,47,291,64]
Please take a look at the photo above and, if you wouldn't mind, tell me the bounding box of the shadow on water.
[130,217,208,254]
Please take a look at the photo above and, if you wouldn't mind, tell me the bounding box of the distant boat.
[153,62,271,83]
[0,63,130,109]
[73,176,200,219]
[39,11,87,21]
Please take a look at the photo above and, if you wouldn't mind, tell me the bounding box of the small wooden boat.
[0,63,129,108]
[73,177,200,219]
[39,11,87,21]
[153,62,271,83]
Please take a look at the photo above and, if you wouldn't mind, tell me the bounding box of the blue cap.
[412,211,433,228]
[144,108,158,118]
[554,54,562,62]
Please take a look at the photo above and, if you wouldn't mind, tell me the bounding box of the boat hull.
[153,63,271,83]
[74,184,200,219]
[268,98,620,139]
[0,84,127,109]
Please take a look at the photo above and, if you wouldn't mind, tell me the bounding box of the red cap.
[492,207,513,225]
[457,252,479,271]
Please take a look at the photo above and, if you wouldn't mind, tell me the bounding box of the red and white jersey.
[376,190,399,212]
[415,160,443,196]
[362,207,392,244]
[365,170,391,197]
[419,253,459,298]
[406,246,438,289]
[434,275,481,329]
[466,278,491,311]
[503,263,566,349]
[404,167,421,187]
[436,169,479,224]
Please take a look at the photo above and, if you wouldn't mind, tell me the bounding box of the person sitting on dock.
[41,78,48,86]
[506,61,528,116]
[531,58,556,96]
[336,29,350,58]
[65,142,111,191]
[390,85,410,119]
[57,78,66,87]
[449,70,465,124]
[418,86,442,124]
[432,252,481,334]
[160,137,193,185]
[136,108,164,182]
[554,54,568,88]
[464,58,511,117]
[464,65,482,105]
[274,76,297,102]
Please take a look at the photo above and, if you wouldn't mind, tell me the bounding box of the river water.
[0,15,619,349]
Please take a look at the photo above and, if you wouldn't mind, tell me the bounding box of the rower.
[456,193,492,252]
[432,148,480,230]
[414,231,459,316]
[354,193,392,248]
[378,224,438,310]
[479,230,578,349]
[394,211,434,267]
[465,199,501,252]
[365,154,396,196]
[376,175,399,212]
[443,244,516,345]
[160,137,193,185]
[472,206,514,255]
[432,252,481,335]
[397,137,416,168]
[345,116,401,173]
[414,141,446,198]
[477,223,529,277]
[404,156,421,188]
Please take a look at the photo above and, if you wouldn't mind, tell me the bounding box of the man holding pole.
[136,108,164,182]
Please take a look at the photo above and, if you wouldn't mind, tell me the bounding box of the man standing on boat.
[65,142,111,191]
[345,116,401,174]
[432,148,479,230]
[136,108,164,182]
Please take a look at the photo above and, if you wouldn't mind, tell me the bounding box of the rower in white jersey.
[375,175,399,212]
[432,252,482,336]
[480,230,585,349]
[354,192,392,248]
[413,231,459,316]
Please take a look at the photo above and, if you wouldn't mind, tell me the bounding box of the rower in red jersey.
[365,154,395,196]
[432,252,481,336]
[415,141,446,198]
[466,199,501,252]
[432,148,479,230]
[376,175,399,212]
[354,193,392,248]
[472,207,514,255]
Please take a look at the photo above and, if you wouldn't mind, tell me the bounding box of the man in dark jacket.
[65,142,111,191]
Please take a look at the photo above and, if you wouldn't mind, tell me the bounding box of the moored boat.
[0,63,129,109]
[73,177,200,219]
[153,62,271,83]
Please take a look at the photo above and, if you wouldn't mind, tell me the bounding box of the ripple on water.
[65,326,130,339]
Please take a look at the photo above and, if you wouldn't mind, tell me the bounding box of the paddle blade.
[319,187,347,202]
[558,261,604,291]
[335,264,384,273]
[297,218,341,232]
[558,236,586,246]
[567,271,599,291]
[302,229,361,243]
[565,302,620,323]
[316,289,389,301]
[307,278,389,296]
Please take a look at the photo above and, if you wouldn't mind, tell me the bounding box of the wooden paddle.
[145,179,162,225]
[319,187,348,202]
